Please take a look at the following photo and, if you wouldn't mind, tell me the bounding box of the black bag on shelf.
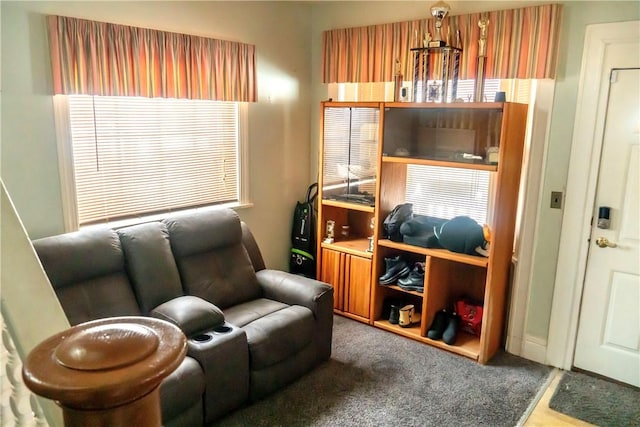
[399,215,446,248]
[434,216,486,255]
[383,203,413,242]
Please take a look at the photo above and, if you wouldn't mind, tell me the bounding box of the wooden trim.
[321,239,372,258]
[382,156,498,172]
[322,101,380,108]
[321,199,374,212]
[479,102,528,364]
[383,101,507,109]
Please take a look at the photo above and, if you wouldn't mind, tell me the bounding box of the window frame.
[53,95,251,231]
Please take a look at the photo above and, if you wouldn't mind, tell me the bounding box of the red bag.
[456,298,483,337]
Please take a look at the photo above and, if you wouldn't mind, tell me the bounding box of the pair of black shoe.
[379,256,425,292]
[427,310,459,345]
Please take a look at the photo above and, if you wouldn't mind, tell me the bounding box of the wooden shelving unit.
[317,101,528,364]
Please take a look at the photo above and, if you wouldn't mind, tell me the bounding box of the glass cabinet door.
[322,107,379,206]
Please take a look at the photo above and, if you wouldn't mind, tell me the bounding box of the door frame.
[546,20,640,370]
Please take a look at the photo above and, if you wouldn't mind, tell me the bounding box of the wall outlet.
[550,191,563,209]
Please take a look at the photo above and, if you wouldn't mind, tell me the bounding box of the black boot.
[389,304,401,324]
[397,262,425,292]
[427,310,449,340]
[442,313,460,345]
[379,256,410,285]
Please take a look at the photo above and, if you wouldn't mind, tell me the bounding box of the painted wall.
[524,1,640,340]
[1,182,68,426]
[1,1,313,270]
[308,1,640,347]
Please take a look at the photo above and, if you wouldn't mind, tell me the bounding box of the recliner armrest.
[256,270,333,316]
[151,296,225,337]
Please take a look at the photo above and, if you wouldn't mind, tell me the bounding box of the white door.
[573,66,640,387]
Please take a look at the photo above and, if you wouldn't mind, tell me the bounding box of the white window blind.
[66,95,240,225]
[406,165,490,224]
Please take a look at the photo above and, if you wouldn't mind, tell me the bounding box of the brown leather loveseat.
[32,208,334,426]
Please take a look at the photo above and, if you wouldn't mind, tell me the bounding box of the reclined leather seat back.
[33,227,141,325]
[164,208,262,309]
[117,222,184,314]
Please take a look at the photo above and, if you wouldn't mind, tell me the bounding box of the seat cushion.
[223,298,289,328]
[242,305,314,370]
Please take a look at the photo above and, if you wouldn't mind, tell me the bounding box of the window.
[405,165,491,224]
[55,95,248,229]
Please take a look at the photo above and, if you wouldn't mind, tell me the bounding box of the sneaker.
[378,256,411,285]
[427,310,449,340]
[397,262,425,292]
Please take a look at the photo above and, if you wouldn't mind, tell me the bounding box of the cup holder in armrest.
[190,324,233,343]
[192,333,213,343]
[213,325,232,334]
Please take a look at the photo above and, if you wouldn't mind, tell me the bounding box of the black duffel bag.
[383,203,413,242]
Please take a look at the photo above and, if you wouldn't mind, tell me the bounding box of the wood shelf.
[321,199,375,212]
[382,156,498,172]
[374,319,480,360]
[383,101,505,110]
[377,240,489,267]
[374,319,423,339]
[321,239,372,258]
[379,284,425,297]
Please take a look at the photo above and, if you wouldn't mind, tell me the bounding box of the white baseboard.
[521,335,548,364]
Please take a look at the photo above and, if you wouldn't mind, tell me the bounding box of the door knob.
[595,237,617,248]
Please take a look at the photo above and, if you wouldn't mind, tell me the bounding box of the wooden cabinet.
[317,101,528,364]
[319,248,371,321]
[316,102,380,323]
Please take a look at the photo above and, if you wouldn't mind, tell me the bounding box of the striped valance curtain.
[48,15,256,101]
[322,4,561,83]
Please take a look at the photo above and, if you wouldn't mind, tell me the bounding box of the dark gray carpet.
[549,371,640,426]
[214,315,551,426]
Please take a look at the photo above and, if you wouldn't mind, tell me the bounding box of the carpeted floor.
[549,371,640,426]
[214,315,551,426]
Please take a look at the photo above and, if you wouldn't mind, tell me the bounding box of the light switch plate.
[550,191,563,209]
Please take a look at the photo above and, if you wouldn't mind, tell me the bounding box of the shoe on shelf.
[427,310,449,340]
[397,262,425,292]
[378,256,411,285]
[389,304,401,324]
[442,313,461,345]
[411,311,422,325]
